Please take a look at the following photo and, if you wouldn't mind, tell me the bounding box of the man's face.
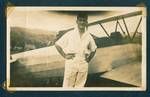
[76,17,88,31]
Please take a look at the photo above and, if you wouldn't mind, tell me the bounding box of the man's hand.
[85,51,96,63]
[86,58,90,63]
[85,54,90,62]
[65,53,75,59]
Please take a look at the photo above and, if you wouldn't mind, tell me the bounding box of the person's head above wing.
[76,12,88,32]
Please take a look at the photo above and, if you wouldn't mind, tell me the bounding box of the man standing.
[55,13,97,88]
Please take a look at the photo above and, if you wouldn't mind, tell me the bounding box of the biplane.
[8,9,144,88]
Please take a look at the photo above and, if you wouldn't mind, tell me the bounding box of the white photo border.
[7,7,147,91]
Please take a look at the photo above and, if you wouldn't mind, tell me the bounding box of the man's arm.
[86,50,96,63]
[55,44,75,59]
[55,44,66,58]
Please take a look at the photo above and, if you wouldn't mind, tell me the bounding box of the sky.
[7,7,144,37]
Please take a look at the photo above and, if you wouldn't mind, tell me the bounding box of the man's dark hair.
[77,12,88,20]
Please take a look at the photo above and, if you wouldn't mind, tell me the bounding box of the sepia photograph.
[7,7,146,91]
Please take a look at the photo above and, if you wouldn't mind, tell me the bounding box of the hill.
[11,27,57,54]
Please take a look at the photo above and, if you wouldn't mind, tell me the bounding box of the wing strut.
[99,23,110,37]
[131,17,142,41]
[122,17,132,40]
[116,19,126,35]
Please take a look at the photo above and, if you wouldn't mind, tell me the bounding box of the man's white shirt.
[56,27,97,61]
